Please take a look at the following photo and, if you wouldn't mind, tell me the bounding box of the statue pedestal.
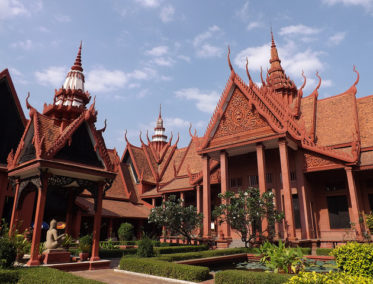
[43,249,71,264]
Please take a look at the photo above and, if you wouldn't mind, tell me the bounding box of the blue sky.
[2,0,373,153]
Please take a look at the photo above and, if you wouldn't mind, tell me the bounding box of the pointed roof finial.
[271,27,275,47]
[71,41,83,72]
[159,104,162,119]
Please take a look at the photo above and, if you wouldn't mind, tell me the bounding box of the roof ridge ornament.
[245,57,253,85]
[227,45,233,71]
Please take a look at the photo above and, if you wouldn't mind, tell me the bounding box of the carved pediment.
[213,88,270,139]
[303,151,341,170]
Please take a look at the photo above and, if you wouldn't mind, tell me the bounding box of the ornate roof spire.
[71,41,83,72]
[63,42,85,91]
[152,104,167,143]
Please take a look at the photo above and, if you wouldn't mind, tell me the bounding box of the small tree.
[137,235,154,257]
[213,187,284,248]
[118,222,134,241]
[148,195,203,244]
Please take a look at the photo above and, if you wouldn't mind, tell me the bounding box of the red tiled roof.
[159,177,193,191]
[357,95,373,148]
[76,197,149,219]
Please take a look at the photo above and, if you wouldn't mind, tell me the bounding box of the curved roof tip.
[315,71,322,90]
[146,130,151,144]
[139,130,145,145]
[299,70,306,91]
[352,65,360,87]
[98,119,107,133]
[245,57,252,83]
[174,132,180,147]
[124,129,129,142]
[260,67,266,86]
[227,45,233,71]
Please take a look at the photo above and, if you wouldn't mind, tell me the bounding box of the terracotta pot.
[79,252,89,261]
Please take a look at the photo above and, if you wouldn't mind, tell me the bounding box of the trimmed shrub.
[79,235,92,253]
[330,242,373,278]
[215,270,291,284]
[0,269,19,284]
[299,247,311,255]
[366,213,373,233]
[99,248,137,258]
[287,271,373,284]
[137,236,154,257]
[17,267,102,284]
[155,244,208,255]
[119,257,210,282]
[316,248,333,256]
[0,237,17,268]
[156,247,258,262]
[118,223,134,241]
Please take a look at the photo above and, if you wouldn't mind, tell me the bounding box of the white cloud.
[152,57,175,67]
[35,66,67,87]
[247,21,261,31]
[196,43,224,58]
[135,0,161,8]
[235,1,250,22]
[54,14,71,23]
[128,67,156,80]
[175,88,220,113]
[193,25,220,47]
[160,4,174,22]
[328,32,346,46]
[177,55,191,62]
[145,45,168,56]
[234,44,269,72]
[85,68,128,93]
[279,25,321,36]
[322,0,373,9]
[0,0,28,20]
[10,39,33,50]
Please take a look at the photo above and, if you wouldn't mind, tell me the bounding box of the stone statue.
[45,219,66,250]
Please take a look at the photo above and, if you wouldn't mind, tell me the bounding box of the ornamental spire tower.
[151,105,167,152]
[43,42,91,120]
[266,31,297,104]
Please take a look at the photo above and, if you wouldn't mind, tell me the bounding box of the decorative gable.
[54,122,104,168]
[213,88,270,139]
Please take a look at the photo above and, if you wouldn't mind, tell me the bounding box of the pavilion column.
[345,167,363,237]
[0,177,8,220]
[202,155,211,238]
[220,151,231,238]
[65,192,74,235]
[90,183,104,262]
[196,185,202,236]
[108,218,113,239]
[296,151,312,239]
[9,179,20,236]
[256,143,268,235]
[152,198,156,207]
[27,175,48,266]
[278,140,296,240]
[73,209,82,239]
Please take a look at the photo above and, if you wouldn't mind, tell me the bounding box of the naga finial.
[245,57,252,83]
[124,130,128,142]
[227,45,233,71]
[352,65,360,87]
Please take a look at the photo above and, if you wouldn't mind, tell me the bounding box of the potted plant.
[78,235,92,261]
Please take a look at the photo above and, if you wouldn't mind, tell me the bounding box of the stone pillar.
[296,151,312,239]
[256,143,268,235]
[27,175,47,266]
[202,155,211,238]
[278,140,296,240]
[9,179,20,236]
[196,186,201,214]
[345,167,363,237]
[220,151,231,238]
[152,198,156,207]
[90,183,104,262]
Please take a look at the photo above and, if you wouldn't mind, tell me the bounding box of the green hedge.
[288,271,373,284]
[156,247,258,262]
[98,245,208,258]
[0,269,19,284]
[299,248,312,255]
[316,248,333,256]
[3,267,102,284]
[330,242,373,278]
[215,270,291,284]
[119,257,210,282]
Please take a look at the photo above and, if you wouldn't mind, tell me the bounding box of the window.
[292,194,301,229]
[290,171,297,181]
[230,177,242,188]
[248,175,258,187]
[266,173,272,184]
[327,195,351,229]
[325,181,345,192]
